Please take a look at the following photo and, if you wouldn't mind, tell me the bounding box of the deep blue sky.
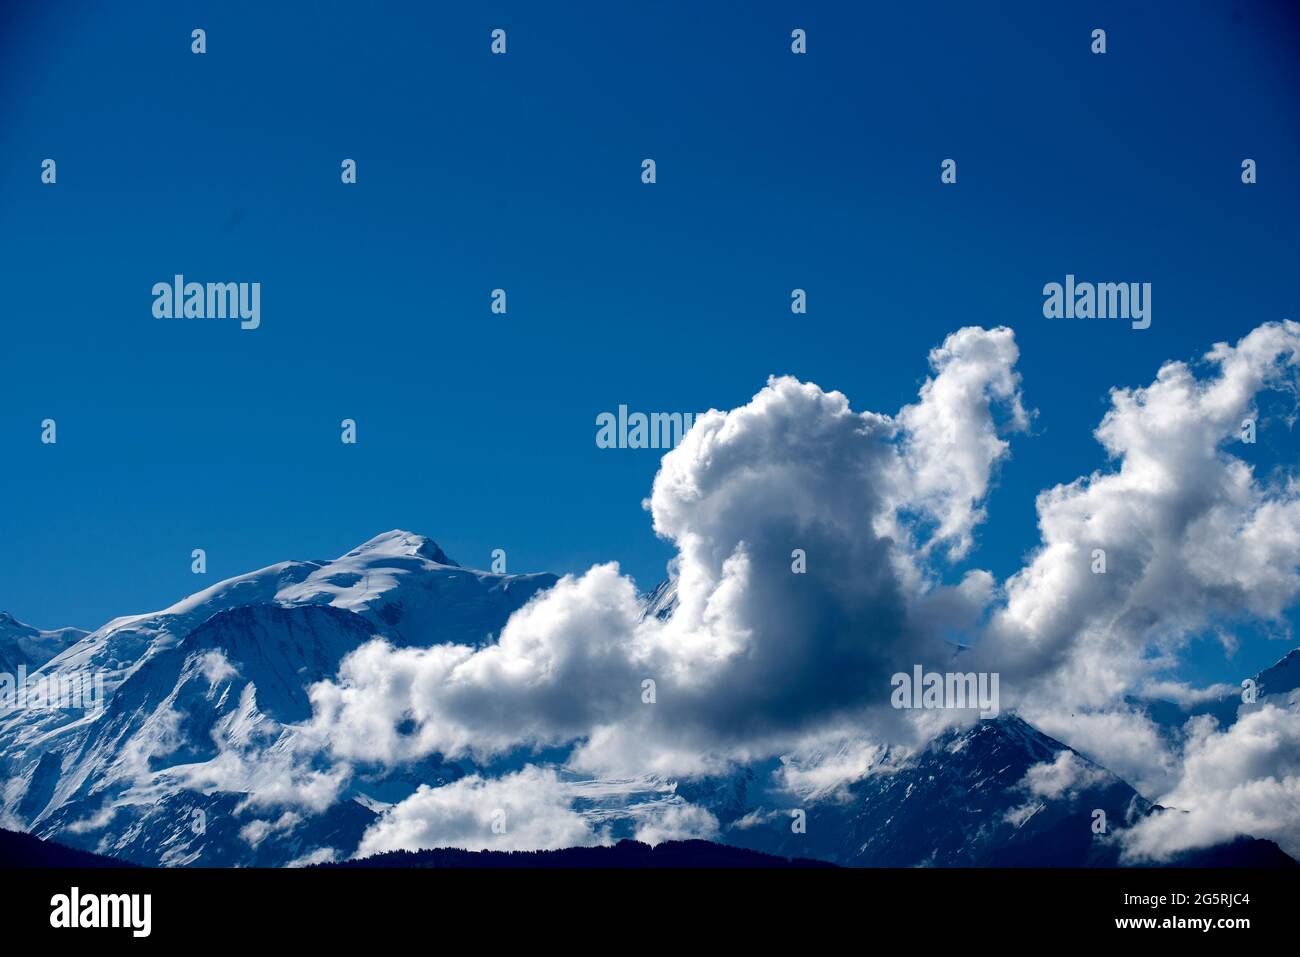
[2,1,1298,685]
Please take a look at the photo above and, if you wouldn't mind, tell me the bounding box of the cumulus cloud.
[296,321,1300,849]
[973,320,1300,712]
[1020,750,1111,800]
[168,746,350,815]
[307,564,645,765]
[1020,706,1179,798]
[631,802,720,846]
[240,810,301,848]
[356,767,602,856]
[1004,750,1115,828]
[774,735,889,802]
[305,327,1029,780]
[197,649,239,685]
[1121,701,1300,861]
[894,325,1030,559]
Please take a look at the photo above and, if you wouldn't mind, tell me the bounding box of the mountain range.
[2,531,1293,868]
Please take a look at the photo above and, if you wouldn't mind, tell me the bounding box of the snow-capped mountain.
[712,716,1146,866]
[682,642,1300,868]
[0,612,87,675]
[2,533,1292,868]
[640,579,678,622]
[1131,647,1300,746]
[690,713,1295,867]
[0,532,553,864]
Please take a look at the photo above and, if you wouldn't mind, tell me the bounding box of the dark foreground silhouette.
[3,826,1291,869]
[322,838,837,868]
[0,827,132,868]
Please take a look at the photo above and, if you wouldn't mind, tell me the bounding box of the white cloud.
[1121,702,1300,861]
[164,743,350,815]
[356,766,602,856]
[1020,750,1110,800]
[894,324,1029,560]
[974,320,1300,713]
[197,649,239,685]
[239,810,301,848]
[296,321,1300,850]
[306,328,1028,782]
[1004,750,1114,829]
[1137,680,1241,708]
[632,802,720,846]
[1021,706,1179,798]
[285,847,337,867]
[774,734,889,802]
[306,564,646,766]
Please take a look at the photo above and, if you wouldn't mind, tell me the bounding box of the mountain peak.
[0,612,89,673]
[345,530,458,566]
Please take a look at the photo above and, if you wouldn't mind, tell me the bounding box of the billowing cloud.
[307,564,645,765]
[973,320,1300,711]
[306,326,1030,779]
[1120,701,1300,861]
[632,802,720,846]
[1020,705,1180,798]
[299,321,1300,852]
[356,767,602,856]
[163,746,350,815]
[774,734,889,802]
[240,811,301,848]
[1020,750,1111,801]
[894,324,1029,559]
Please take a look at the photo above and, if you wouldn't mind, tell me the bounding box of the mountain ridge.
[2,531,1294,869]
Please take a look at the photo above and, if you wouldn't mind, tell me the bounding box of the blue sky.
[2,0,1298,687]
